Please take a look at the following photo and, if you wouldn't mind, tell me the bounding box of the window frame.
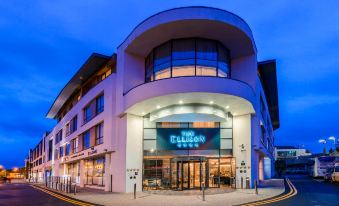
[145,38,231,82]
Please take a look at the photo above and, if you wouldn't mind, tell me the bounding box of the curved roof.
[119,6,257,58]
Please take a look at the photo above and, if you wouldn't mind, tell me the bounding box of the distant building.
[275,146,311,160]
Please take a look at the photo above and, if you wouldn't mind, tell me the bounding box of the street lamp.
[319,139,327,155]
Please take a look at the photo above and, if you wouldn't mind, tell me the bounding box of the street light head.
[319,139,326,144]
[329,136,336,141]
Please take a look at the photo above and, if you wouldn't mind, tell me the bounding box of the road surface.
[0,183,75,206]
[266,175,339,206]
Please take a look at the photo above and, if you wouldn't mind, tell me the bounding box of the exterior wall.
[233,114,252,188]
[28,7,278,192]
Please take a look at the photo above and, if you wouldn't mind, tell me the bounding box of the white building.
[28,6,279,192]
[275,146,312,160]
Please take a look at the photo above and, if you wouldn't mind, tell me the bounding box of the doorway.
[170,157,207,190]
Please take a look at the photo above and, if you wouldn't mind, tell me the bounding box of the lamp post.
[318,139,327,155]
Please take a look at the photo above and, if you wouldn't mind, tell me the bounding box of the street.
[266,175,339,206]
[0,183,75,206]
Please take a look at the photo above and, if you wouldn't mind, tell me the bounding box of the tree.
[329,148,334,154]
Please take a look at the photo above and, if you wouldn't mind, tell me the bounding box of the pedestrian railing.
[45,176,77,194]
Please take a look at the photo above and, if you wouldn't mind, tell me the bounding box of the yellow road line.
[241,178,298,206]
[30,185,95,206]
[32,185,93,206]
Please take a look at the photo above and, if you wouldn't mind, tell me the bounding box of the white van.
[332,162,339,183]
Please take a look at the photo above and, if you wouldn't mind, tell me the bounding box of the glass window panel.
[83,131,90,149]
[172,59,195,67]
[172,65,195,77]
[144,117,156,128]
[145,52,154,82]
[220,117,232,128]
[189,122,219,128]
[144,129,156,140]
[154,67,170,80]
[221,129,232,139]
[218,45,230,77]
[220,139,232,149]
[196,39,217,60]
[154,42,171,66]
[144,140,156,150]
[172,39,195,60]
[196,65,217,76]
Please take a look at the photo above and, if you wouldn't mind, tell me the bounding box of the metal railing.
[45,176,77,194]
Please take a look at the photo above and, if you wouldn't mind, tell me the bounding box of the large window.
[65,143,71,156]
[142,117,234,190]
[72,137,79,153]
[96,94,104,114]
[145,38,231,82]
[55,129,63,144]
[85,157,105,186]
[59,146,64,158]
[83,130,90,149]
[95,123,104,145]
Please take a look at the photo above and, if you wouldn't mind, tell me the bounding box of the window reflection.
[145,38,231,82]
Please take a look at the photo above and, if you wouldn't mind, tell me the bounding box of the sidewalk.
[32,179,285,206]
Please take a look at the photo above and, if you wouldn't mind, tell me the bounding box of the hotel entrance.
[171,157,207,190]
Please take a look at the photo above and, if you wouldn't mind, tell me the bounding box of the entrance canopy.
[125,92,255,117]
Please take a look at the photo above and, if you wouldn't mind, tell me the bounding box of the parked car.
[332,162,339,183]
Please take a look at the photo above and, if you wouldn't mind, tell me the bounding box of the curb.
[30,184,103,206]
[234,178,297,206]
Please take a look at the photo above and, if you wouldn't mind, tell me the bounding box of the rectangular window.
[96,94,104,114]
[83,131,90,149]
[59,146,64,158]
[65,143,71,156]
[73,137,79,153]
[95,123,104,145]
[84,105,92,124]
[54,149,58,160]
[70,115,77,133]
[48,140,53,161]
[55,129,63,144]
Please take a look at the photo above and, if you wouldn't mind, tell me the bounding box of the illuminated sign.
[157,128,220,150]
[170,130,206,148]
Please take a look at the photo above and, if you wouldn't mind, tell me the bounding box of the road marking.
[240,178,298,206]
[30,185,95,206]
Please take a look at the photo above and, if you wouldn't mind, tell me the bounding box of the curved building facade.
[28,7,279,193]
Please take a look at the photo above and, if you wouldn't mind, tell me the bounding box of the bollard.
[255,180,258,195]
[134,183,136,199]
[241,177,243,189]
[202,183,205,201]
[246,177,250,189]
[110,175,113,192]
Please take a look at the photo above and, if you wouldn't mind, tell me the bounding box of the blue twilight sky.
[1,1,339,169]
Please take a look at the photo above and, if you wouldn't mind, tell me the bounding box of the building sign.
[157,128,220,150]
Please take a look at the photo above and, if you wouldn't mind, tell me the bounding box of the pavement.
[5,176,337,206]
[36,179,284,206]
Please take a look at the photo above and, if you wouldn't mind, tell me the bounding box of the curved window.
[145,38,231,82]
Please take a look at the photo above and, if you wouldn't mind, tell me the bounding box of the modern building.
[275,146,312,160]
[27,6,279,192]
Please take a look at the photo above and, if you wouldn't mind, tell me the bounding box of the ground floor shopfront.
[142,116,237,191]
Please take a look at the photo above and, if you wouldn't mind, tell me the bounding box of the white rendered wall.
[233,114,252,188]
[125,114,143,192]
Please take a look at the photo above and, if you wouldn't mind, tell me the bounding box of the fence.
[45,176,77,194]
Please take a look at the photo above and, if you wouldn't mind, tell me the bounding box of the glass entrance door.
[171,157,207,190]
